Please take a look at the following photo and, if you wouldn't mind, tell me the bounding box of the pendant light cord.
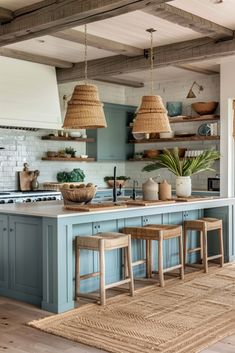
[84,24,88,83]
[150,30,154,95]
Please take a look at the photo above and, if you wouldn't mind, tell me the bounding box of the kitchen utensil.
[192,101,218,115]
[166,102,182,117]
[198,123,211,136]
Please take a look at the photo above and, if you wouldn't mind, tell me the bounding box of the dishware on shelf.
[69,131,82,138]
[159,131,174,139]
[166,102,182,117]
[80,154,88,159]
[143,149,160,158]
[132,132,146,140]
[174,131,196,137]
[198,123,211,136]
[46,151,58,157]
[192,101,218,115]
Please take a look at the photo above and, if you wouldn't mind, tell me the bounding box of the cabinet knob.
[9,228,13,232]
[3,227,7,231]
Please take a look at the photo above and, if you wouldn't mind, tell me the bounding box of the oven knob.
[51,197,56,200]
[8,200,14,203]
[48,197,52,200]
[36,198,42,201]
[42,197,47,201]
[0,200,5,204]
[26,199,31,202]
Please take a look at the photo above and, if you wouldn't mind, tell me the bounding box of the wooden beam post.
[0,0,171,46]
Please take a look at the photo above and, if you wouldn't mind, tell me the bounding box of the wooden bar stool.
[75,232,134,305]
[184,217,224,273]
[122,225,184,287]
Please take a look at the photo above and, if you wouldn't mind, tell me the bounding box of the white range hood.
[0,56,62,129]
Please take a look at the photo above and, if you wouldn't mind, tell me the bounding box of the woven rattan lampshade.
[132,95,171,133]
[63,84,107,129]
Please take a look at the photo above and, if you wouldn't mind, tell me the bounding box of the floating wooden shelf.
[169,115,220,124]
[41,135,95,142]
[42,157,95,162]
[129,136,220,144]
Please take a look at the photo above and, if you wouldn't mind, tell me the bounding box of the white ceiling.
[1,0,235,83]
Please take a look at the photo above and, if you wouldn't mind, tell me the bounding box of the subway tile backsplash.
[0,75,220,191]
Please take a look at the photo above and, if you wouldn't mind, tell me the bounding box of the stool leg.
[75,246,80,300]
[123,247,129,278]
[127,235,134,296]
[200,231,203,264]
[178,232,184,280]
[183,226,188,267]
[149,240,153,277]
[202,228,208,273]
[219,224,224,267]
[158,233,164,287]
[146,239,151,278]
[99,239,106,305]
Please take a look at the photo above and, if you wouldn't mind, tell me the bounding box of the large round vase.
[175,176,192,197]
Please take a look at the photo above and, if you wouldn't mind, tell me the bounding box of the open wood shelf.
[169,115,220,124]
[41,135,95,142]
[41,157,95,162]
[129,136,220,144]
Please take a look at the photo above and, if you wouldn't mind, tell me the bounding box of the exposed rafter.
[0,0,172,47]
[144,3,233,40]
[174,64,219,76]
[94,76,144,88]
[52,29,143,57]
[57,36,235,83]
[0,7,13,24]
[0,48,73,68]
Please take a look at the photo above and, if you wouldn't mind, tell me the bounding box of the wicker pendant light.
[63,25,107,129]
[132,29,171,134]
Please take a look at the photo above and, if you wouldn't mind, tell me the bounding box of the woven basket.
[63,84,107,129]
[61,185,96,205]
[133,95,171,133]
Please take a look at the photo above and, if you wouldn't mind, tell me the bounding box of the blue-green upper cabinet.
[87,103,136,161]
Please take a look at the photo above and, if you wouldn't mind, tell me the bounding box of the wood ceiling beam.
[0,0,172,47]
[57,36,235,83]
[52,29,143,57]
[0,7,13,23]
[0,48,73,68]
[94,76,144,87]
[144,3,233,40]
[174,64,219,76]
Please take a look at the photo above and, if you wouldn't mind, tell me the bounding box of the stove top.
[0,189,62,203]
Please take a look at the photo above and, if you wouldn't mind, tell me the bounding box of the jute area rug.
[29,264,235,353]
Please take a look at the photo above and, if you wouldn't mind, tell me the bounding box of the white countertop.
[0,197,233,218]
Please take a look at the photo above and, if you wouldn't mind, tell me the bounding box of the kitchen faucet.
[113,166,117,202]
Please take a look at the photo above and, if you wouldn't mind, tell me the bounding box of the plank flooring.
[0,296,234,353]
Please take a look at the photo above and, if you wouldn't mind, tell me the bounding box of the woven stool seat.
[75,232,134,305]
[122,224,184,287]
[184,218,224,273]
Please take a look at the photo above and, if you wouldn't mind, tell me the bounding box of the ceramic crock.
[175,176,192,197]
[142,178,159,201]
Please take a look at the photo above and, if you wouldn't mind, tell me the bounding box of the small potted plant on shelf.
[104,176,130,188]
[65,146,76,158]
[142,147,219,197]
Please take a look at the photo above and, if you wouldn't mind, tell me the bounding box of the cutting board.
[64,202,127,212]
[18,171,34,191]
[172,196,214,202]
[125,199,176,206]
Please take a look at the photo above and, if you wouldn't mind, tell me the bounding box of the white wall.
[220,59,235,197]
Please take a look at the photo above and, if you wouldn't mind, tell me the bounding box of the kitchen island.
[0,197,234,313]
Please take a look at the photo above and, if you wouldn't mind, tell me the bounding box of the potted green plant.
[104,176,130,188]
[65,146,76,158]
[142,148,219,197]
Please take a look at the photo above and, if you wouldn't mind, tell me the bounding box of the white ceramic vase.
[175,176,192,197]
[142,178,159,201]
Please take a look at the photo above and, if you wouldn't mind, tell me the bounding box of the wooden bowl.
[46,151,58,157]
[192,102,218,115]
[143,149,160,158]
[106,180,126,188]
[61,184,96,204]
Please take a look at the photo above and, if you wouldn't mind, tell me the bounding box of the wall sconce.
[186,81,204,98]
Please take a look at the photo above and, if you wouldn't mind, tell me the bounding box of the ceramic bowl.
[166,102,182,117]
[159,131,174,139]
[80,154,88,159]
[69,131,82,138]
[192,102,218,115]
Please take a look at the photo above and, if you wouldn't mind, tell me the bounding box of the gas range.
[0,190,62,204]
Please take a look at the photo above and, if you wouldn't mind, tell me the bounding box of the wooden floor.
[0,296,234,353]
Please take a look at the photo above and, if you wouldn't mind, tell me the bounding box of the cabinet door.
[0,215,8,288]
[9,216,42,298]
